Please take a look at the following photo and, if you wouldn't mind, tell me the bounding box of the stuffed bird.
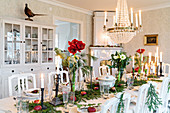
[24,3,46,21]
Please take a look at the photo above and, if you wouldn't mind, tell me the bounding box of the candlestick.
[135,13,138,28]
[41,74,44,88]
[131,8,133,24]
[50,74,62,106]
[160,62,163,76]
[56,56,60,74]
[41,88,47,109]
[139,10,142,26]
[155,53,157,63]
[160,52,162,62]
[116,8,118,24]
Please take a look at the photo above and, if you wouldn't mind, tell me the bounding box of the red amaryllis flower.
[68,46,77,55]
[136,49,145,54]
[77,41,85,52]
[68,39,86,54]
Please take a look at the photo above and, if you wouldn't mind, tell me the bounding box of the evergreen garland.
[145,84,162,112]
[116,93,125,113]
[168,82,170,93]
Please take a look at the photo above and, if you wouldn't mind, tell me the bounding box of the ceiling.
[55,0,170,11]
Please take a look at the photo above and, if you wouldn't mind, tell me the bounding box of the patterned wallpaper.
[0,0,93,52]
[123,7,170,64]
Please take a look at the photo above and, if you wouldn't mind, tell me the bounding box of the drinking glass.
[62,86,69,109]
[68,92,75,107]
[99,83,104,95]
[103,85,110,99]
[21,100,29,113]
[16,92,22,113]
[127,78,131,89]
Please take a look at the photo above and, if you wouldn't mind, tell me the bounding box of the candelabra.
[50,74,62,106]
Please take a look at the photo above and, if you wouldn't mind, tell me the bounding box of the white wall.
[124,7,170,64]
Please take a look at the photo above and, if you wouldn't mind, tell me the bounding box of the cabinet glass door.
[4,23,21,65]
[25,26,38,64]
[42,28,53,63]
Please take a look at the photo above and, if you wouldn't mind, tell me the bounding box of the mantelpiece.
[90,47,122,77]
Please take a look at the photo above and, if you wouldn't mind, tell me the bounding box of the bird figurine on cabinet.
[24,3,46,21]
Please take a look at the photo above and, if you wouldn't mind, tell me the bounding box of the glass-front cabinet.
[42,27,54,63]
[3,20,55,66]
[4,22,22,65]
[24,25,39,64]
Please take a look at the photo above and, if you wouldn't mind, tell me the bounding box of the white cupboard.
[0,18,56,98]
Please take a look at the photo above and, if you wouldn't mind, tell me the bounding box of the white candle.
[136,13,138,28]
[104,11,107,26]
[131,8,133,24]
[113,16,116,27]
[155,53,157,63]
[139,10,142,26]
[141,64,144,73]
[141,54,143,61]
[116,8,118,24]
[41,73,44,88]
[152,63,155,73]
[132,56,134,68]
[149,52,152,64]
[160,52,162,62]
[145,63,148,69]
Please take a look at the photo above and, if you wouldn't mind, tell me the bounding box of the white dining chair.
[60,70,69,84]
[8,73,36,96]
[101,92,131,113]
[156,74,170,113]
[99,65,111,77]
[131,81,157,113]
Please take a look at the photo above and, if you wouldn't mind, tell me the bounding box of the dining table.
[0,82,165,113]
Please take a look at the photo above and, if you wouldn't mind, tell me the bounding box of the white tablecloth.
[0,82,164,113]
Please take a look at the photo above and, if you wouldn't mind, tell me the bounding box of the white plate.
[24,88,40,96]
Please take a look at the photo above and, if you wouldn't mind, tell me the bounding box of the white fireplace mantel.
[90,47,122,77]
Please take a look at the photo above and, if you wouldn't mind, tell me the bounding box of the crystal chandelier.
[104,0,143,44]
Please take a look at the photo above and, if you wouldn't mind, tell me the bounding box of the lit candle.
[104,11,107,26]
[136,13,138,28]
[149,52,152,64]
[155,53,157,63]
[141,54,143,61]
[132,56,134,68]
[139,10,142,26]
[116,8,118,24]
[160,52,162,62]
[131,8,133,24]
[41,73,44,88]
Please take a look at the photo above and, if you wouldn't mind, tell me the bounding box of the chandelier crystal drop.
[104,0,143,44]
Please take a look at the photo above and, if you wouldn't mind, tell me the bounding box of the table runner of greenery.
[28,79,151,112]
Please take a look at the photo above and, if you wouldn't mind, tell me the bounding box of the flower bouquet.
[108,51,131,81]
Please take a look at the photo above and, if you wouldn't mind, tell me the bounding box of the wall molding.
[135,1,170,12]
[38,0,93,15]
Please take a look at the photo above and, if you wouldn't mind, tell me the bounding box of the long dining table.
[0,82,163,113]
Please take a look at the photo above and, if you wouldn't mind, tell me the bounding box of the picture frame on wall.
[144,34,158,46]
